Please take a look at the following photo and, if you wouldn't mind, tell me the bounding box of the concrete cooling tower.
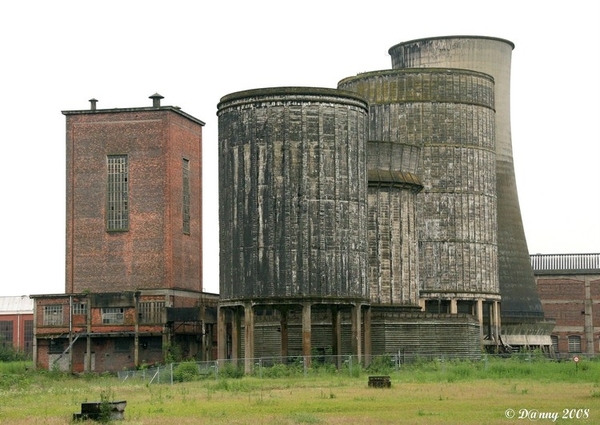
[388,36,547,329]
[217,87,369,302]
[339,68,501,348]
[217,87,371,370]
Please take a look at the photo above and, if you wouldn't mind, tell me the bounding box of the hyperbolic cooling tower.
[217,87,369,302]
[388,36,545,323]
[339,68,499,311]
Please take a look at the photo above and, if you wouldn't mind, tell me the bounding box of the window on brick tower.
[107,155,129,231]
[183,158,190,234]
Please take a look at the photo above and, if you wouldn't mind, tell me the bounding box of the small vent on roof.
[89,98,98,111]
[150,93,164,108]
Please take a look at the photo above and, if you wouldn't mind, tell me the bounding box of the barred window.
[107,155,129,231]
[139,302,165,324]
[24,320,33,355]
[72,302,87,316]
[568,335,581,353]
[551,335,559,353]
[101,307,124,324]
[44,305,64,325]
[183,158,190,234]
[0,321,13,347]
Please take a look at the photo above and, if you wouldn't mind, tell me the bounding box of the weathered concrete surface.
[388,36,545,323]
[339,69,499,305]
[218,87,369,301]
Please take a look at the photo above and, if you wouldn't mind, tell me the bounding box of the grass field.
[1,357,600,424]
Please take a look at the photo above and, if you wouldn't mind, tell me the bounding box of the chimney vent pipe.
[149,93,164,108]
[89,98,98,111]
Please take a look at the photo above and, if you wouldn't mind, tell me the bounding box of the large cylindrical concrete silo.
[340,69,499,320]
[338,71,424,308]
[388,36,546,326]
[217,87,370,370]
[218,87,369,301]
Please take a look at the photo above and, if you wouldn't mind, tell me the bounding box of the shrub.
[366,354,395,375]
[218,362,244,379]
[0,338,28,362]
[174,361,200,382]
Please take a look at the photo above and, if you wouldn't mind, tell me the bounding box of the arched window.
[568,335,581,353]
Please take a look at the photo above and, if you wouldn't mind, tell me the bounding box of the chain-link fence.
[117,351,594,385]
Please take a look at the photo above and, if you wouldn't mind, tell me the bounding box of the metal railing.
[530,253,600,271]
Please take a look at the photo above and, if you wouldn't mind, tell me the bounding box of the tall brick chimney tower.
[63,94,205,294]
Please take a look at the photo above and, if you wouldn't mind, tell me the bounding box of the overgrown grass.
[1,357,599,424]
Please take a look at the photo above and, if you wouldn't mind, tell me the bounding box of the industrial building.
[0,296,34,357]
[32,95,218,372]
[31,35,560,373]
[532,253,600,357]
[216,36,554,373]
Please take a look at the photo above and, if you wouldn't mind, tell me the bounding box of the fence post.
[348,355,352,377]
[303,356,307,377]
[170,363,174,385]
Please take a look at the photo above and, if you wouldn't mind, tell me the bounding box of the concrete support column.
[217,306,227,365]
[32,301,38,370]
[86,297,92,372]
[492,301,500,349]
[134,294,139,368]
[351,304,362,364]
[302,303,312,367]
[331,306,342,368]
[86,336,92,372]
[162,326,171,365]
[280,308,289,361]
[477,299,484,346]
[450,299,458,314]
[199,304,206,361]
[232,307,241,366]
[418,299,426,311]
[363,305,372,367]
[244,302,254,374]
[134,325,139,368]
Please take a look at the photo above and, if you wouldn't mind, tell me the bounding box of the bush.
[218,362,244,379]
[0,340,28,362]
[174,361,200,382]
[366,354,395,374]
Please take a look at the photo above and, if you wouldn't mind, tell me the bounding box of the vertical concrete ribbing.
[388,36,545,323]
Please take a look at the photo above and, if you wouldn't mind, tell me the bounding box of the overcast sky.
[1,1,598,296]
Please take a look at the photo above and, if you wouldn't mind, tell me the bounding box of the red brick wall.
[536,274,600,355]
[0,313,33,353]
[65,108,203,294]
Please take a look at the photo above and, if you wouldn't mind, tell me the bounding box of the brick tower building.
[32,95,218,373]
[65,94,204,294]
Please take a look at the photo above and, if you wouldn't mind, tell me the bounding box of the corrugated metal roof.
[0,296,34,314]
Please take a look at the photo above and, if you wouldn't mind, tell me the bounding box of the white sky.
[1,1,598,296]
